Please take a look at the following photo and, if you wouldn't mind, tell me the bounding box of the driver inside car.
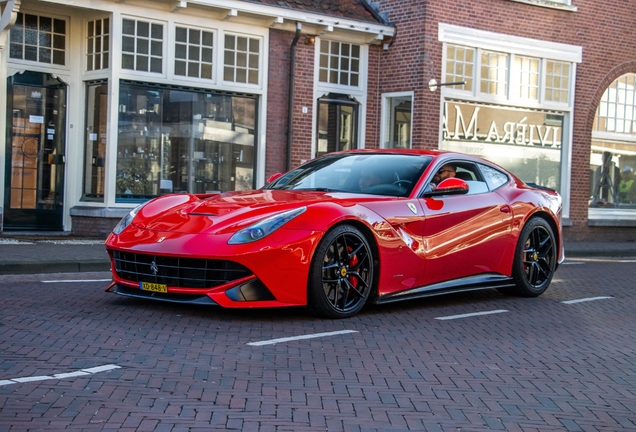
[431,163,457,190]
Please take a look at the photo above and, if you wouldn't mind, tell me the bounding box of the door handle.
[500,204,511,213]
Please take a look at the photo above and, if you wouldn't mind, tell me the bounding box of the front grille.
[111,251,252,289]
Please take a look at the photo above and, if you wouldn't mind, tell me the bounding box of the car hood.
[131,189,392,234]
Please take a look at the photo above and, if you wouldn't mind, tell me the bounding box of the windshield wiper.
[294,187,343,192]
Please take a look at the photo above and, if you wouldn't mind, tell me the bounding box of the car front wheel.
[509,217,557,297]
[307,225,374,319]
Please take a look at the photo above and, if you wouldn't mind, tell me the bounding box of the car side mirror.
[267,173,283,183]
[424,177,469,197]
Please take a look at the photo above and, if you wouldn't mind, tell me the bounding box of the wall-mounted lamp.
[428,79,466,92]
[305,36,315,45]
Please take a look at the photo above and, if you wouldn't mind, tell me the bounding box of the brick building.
[372,0,636,241]
[0,0,634,241]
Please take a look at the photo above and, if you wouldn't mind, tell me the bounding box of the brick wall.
[376,0,636,241]
[71,216,119,238]
[265,29,291,180]
[267,30,316,173]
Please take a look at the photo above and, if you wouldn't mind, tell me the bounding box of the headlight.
[112,203,145,235]
[228,207,307,244]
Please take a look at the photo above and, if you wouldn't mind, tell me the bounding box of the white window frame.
[318,40,362,88]
[173,24,216,81]
[508,0,577,12]
[222,32,262,87]
[7,10,70,72]
[589,73,636,223]
[380,91,414,149]
[513,55,540,101]
[312,37,369,159]
[86,17,111,72]
[119,16,167,78]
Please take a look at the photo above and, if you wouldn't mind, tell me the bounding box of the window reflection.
[82,81,108,201]
[589,150,636,208]
[316,93,358,157]
[116,82,256,202]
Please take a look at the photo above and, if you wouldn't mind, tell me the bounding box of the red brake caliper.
[348,246,359,288]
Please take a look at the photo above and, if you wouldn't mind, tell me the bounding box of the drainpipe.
[286,22,302,172]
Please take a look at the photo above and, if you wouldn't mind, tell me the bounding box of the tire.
[307,225,375,318]
[507,217,557,297]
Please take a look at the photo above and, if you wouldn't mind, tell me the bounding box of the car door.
[415,161,513,286]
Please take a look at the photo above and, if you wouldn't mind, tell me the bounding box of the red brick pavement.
[0,260,635,431]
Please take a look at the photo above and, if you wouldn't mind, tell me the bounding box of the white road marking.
[561,296,613,304]
[562,262,585,265]
[42,279,111,283]
[567,258,636,263]
[0,364,120,387]
[247,330,358,346]
[435,309,509,321]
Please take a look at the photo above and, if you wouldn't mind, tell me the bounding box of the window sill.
[70,206,130,219]
[508,0,577,12]
[588,207,636,226]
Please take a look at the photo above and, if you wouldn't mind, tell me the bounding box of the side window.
[455,162,489,195]
[479,163,509,191]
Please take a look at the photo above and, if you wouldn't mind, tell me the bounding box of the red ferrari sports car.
[105,150,564,318]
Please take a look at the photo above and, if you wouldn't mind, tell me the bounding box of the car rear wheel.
[307,225,374,318]
[507,217,556,297]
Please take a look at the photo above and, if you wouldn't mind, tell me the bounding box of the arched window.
[589,74,636,216]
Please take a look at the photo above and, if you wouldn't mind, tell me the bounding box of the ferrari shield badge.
[407,203,417,214]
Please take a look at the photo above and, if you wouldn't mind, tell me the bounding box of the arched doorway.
[3,71,67,231]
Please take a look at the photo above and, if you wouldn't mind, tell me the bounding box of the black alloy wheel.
[509,217,557,297]
[307,225,374,318]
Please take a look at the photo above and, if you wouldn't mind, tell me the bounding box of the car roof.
[326,148,489,164]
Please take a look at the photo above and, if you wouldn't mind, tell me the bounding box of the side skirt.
[375,274,515,305]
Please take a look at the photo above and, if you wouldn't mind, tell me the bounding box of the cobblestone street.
[1,258,635,431]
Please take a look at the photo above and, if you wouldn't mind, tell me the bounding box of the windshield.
[265,153,432,197]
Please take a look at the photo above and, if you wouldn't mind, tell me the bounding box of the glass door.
[4,71,67,230]
[316,93,359,157]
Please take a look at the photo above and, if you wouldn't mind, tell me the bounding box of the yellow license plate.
[140,281,167,293]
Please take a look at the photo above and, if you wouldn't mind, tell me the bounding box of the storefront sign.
[443,101,563,148]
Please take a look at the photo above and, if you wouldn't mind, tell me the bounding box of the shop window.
[319,41,360,87]
[175,26,214,79]
[515,56,539,100]
[87,18,109,71]
[9,13,66,65]
[480,51,508,96]
[82,81,108,202]
[381,93,412,148]
[442,101,563,194]
[223,34,259,84]
[589,74,636,214]
[545,61,570,103]
[445,45,474,92]
[121,18,163,73]
[316,93,359,157]
[116,82,256,202]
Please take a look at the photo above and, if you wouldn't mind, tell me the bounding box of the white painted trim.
[438,23,582,63]
[35,0,395,39]
[380,91,414,149]
[588,208,636,220]
[312,38,369,159]
[509,0,577,12]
